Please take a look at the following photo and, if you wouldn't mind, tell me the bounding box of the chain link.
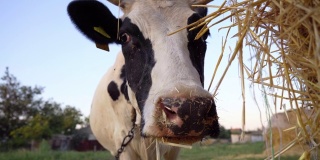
[115,123,136,160]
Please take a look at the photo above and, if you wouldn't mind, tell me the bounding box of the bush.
[38,140,51,152]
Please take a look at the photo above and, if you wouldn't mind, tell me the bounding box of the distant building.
[72,126,105,152]
[251,130,264,142]
[230,128,263,143]
[51,134,72,151]
[50,126,105,151]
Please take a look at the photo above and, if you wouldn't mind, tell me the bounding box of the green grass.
[0,150,113,160]
[179,142,264,160]
[0,142,300,160]
[179,142,299,160]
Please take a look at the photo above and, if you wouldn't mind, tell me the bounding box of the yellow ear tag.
[95,43,109,51]
[93,27,110,52]
[93,27,111,38]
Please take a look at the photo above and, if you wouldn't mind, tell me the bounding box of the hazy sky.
[0,0,268,130]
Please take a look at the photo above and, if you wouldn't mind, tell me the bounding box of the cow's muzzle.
[154,96,219,143]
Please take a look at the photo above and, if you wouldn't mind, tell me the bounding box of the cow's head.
[68,0,219,144]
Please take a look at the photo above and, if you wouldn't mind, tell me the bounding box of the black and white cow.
[67,0,219,159]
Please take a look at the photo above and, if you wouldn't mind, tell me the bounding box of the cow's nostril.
[161,105,177,120]
[164,105,175,114]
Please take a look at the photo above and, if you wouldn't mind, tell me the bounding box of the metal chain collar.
[115,122,136,160]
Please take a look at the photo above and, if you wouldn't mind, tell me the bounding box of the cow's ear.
[67,0,121,51]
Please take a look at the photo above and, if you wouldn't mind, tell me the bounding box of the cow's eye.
[120,33,130,44]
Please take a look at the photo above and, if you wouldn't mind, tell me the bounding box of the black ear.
[67,0,121,46]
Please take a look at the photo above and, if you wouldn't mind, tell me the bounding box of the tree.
[217,126,231,139]
[39,101,64,134]
[0,67,43,145]
[39,102,83,135]
[10,114,50,148]
[0,68,85,150]
[83,116,90,127]
[62,105,83,135]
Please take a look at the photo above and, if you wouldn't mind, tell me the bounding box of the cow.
[67,0,220,159]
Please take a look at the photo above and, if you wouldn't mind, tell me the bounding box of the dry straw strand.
[171,0,319,158]
[197,0,320,158]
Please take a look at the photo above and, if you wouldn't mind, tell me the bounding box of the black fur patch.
[119,18,156,129]
[120,65,129,101]
[107,81,120,101]
[187,12,210,87]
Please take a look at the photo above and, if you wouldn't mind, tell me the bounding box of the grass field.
[179,142,299,160]
[0,142,300,160]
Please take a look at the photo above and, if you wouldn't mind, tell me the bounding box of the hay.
[188,0,320,159]
[264,109,320,158]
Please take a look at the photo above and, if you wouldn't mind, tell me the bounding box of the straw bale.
[264,109,320,158]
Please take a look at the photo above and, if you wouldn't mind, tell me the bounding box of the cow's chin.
[145,134,205,145]
[142,126,207,145]
[157,136,203,145]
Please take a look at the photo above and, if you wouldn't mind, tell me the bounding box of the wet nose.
[159,96,219,137]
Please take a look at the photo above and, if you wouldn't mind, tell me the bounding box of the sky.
[0,0,269,130]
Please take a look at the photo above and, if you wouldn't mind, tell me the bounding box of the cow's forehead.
[121,0,193,13]
[121,0,195,37]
